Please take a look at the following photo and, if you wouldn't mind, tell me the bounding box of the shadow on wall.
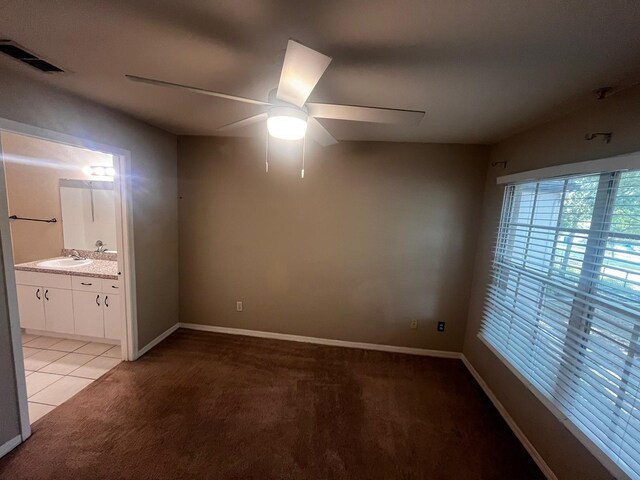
[178,137,488,352]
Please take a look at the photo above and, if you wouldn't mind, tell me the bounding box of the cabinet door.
[43,288,74,334]
[16,285,45,330]
[103,294,121,340]
[73,291,104,338]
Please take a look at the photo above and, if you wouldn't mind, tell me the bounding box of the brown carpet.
[0,329,544,479]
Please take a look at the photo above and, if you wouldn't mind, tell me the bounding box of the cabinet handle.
[44,289,49,301]
[105,296,109,308]
[81,282,92,286]
[111,285,118,289]
[35,288,41,300]
[96,294,101,306]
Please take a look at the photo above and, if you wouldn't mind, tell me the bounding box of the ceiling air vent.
[0,41,64,73]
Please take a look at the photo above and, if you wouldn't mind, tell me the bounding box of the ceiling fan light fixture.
[126,39,425,147]
[267,107,307,140]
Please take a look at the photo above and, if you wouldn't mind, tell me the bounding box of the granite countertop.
[15,257,119,280]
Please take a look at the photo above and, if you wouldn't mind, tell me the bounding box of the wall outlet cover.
[437,321,445,332]
[236,301,243,312]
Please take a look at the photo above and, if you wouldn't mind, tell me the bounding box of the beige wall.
[0,67,179,449]
[0,70,179,348]
[179,136,488,351]
[2,59,634,479]
[1,132,113,264]
[463,84,640,480]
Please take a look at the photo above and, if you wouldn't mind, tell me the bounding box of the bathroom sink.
[37,258,93,268]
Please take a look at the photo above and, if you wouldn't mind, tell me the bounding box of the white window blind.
[480,169,640,479]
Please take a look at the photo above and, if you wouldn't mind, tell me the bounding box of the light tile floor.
[21,333,122,423]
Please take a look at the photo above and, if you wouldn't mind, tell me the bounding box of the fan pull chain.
[301,135,306,179]
[265,127,269,173]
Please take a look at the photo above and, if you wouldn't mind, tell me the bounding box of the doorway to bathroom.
[0,123,136,439]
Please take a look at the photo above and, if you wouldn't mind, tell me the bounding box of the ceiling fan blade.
[307,102,425,125]
[276,40,332,108]
[216,113,268,131]
[125,75,271,106]
[307,117,338,146]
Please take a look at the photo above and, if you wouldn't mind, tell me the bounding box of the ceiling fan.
[125,39,425,147]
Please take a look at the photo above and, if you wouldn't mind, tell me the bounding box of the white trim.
[179,323,462,358]
[113,151,137,361]
[136,323,179,358]
[497,150,640,185]
[173,324,560,477]
[0,132,30,441]
[461,354,558,480]
[476,334,632,480]
[0,119,138,441]
[23,329,119,345]
[0,119,136,361]
[0,435,21,458]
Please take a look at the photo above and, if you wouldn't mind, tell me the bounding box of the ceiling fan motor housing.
[125,40,424,146]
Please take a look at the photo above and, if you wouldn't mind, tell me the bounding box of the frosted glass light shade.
[267,115,307,140]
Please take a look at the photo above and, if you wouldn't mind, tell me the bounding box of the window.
[480,168,640,479]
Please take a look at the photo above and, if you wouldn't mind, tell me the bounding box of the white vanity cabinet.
[15,270,121,341]
[16,285,46,330]
[15,272,74,334]
[43,288,74,334]
[18,286,75,334]
[71,278,121,339]
[103,291,121,340]
[72,291,105,337]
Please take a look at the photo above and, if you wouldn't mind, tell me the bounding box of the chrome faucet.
[69,249,86,260]
[95,240,108,253]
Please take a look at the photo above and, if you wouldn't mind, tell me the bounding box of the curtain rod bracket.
[491,161,507,169]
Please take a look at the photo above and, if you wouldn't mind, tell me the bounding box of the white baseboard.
[150,323,552,477]
[136,323,179,358]
[0,434,21,459]
[178,323,462,359]
[461,355,557,480]
[24,329,119,345]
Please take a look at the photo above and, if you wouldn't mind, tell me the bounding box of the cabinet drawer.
[101,278,121,293]
[15,271,72,289]
[71,275,101,292]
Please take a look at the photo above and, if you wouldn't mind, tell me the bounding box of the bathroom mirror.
[59,179,117,252]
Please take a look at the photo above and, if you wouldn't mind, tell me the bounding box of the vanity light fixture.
[83,165,116,177]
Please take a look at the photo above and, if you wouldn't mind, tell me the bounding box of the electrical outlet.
[437,321,445,332]
[236,301,243,312]
[410,319,418,329]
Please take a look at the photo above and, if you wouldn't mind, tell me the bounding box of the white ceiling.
[1,0,639,144]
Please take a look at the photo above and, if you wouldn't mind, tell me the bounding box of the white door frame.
[0,118,138,442]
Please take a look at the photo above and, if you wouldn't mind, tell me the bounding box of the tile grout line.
[35,353,98,376]
[22,335,122,423]
[28,400,57,407]
[26,373,66,399]
[28,375,94,406]
[24,337,122,396]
